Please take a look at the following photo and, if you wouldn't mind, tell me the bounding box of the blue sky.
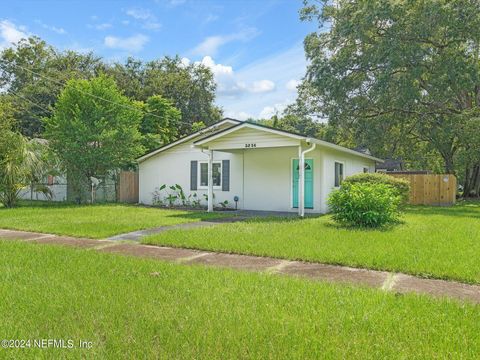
[1,0,317,119]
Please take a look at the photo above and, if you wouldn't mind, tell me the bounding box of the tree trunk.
[443,155,456,174]
[472,164,480,197]
[464,165,473,196]
[463,163,480,197]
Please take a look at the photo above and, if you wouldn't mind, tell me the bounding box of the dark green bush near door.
[328,183,402,227]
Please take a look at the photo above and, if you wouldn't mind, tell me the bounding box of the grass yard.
[143,202,480,284]
[0,240,478,359]
[0,202,226,239]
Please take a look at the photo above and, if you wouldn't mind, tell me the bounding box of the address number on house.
[244,143,257,148]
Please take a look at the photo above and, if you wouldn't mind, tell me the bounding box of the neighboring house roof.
[137,118,241,163]
[376,158,405,171]
[138,118,383,163]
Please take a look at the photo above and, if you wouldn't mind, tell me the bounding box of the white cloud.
[195,56,245,95]
[197,56,232,76]
[125,8,152,20]
[182,46,306,120]
[96,24,110,30]
[191,27,258,57]
[259,102,289,119]
[214,43,307,119]
[169,0,186,6]
[0,20,28,49]
[125,7,161,30]
[180,57,190,67]
[192,36,226,57]
[104,34,149,52]
[35,20,66,34]
[142,21,161,30]
[286,79,301,91]
[63,41,93,54]
[204,14,219,24]
[193,56,275,97]
[89,23,112,30]
[251,80,275,93]
[224,110,253,121]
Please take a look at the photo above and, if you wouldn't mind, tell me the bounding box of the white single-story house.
[137,118,383,215]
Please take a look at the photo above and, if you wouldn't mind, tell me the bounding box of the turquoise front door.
[292,159,313,209]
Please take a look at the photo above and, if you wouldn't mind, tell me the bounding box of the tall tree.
[298,0,480,193]
[109,56,222,135]
[140,95,181,152]
[0,37,105,137]
[251,113,324,138]
[44,75,144,201]
[107,57,144,100]
[0,97,45,207]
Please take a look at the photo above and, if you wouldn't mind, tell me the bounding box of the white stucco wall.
[139,130,377,213]
[139,141,244,209]
[241,146,375,213]
[320,148,376,213]
[243,147,298,212]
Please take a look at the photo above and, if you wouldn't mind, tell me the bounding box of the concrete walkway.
[0,228,479,304]
[107,217,246,241]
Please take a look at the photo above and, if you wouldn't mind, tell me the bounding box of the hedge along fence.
[387,173,456,206]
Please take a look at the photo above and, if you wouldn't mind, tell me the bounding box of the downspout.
[201,148,214,212]
[299,142,316,217]
[207,149,213,212]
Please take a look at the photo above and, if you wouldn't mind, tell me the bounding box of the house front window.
[334,161,344,187]
[199,161,221,188]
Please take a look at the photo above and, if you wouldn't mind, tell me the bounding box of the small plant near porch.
[151,184,232,210]
[328,182,402,227]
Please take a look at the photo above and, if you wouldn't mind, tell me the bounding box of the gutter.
[298,142,316,217]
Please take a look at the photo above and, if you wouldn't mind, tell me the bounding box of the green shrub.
[327,182,402,227]
[343,173,410,203]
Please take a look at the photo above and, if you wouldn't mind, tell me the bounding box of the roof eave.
[193,122,304,146]
[307,138,384,162]
[136,118,241,163]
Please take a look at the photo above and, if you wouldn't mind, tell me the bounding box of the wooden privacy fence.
[388,173,457,206]
[119,171,139,203]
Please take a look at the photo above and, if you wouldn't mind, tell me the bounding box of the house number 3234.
[245,143,257,148]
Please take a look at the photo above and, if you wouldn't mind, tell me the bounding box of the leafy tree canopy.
[44,75,144,200]
[140,95,181,152]
[0,37,104,137]
[107,56,222,135]
[1,38,221,139]
[297,0,480,194]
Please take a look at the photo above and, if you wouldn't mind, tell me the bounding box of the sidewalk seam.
[381,273,399,291]
[176,252,210,263]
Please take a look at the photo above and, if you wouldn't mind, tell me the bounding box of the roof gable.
[137,118,240,162]
[138,119,383,163]
[193,122,304,149]
[194,121,383,162]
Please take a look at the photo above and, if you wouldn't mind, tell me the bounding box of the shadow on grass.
[0,200,78,210]
[405,203,480,219]
[164,213,319,223]
[3,201,146,210]
[242,214,324,224]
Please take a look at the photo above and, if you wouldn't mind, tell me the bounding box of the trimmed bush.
[342,173,410,203]
[328,182,402,227]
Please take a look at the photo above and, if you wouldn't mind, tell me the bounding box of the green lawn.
[0,202,226,239]
[0,240,478,359]
[143,202,480,284]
